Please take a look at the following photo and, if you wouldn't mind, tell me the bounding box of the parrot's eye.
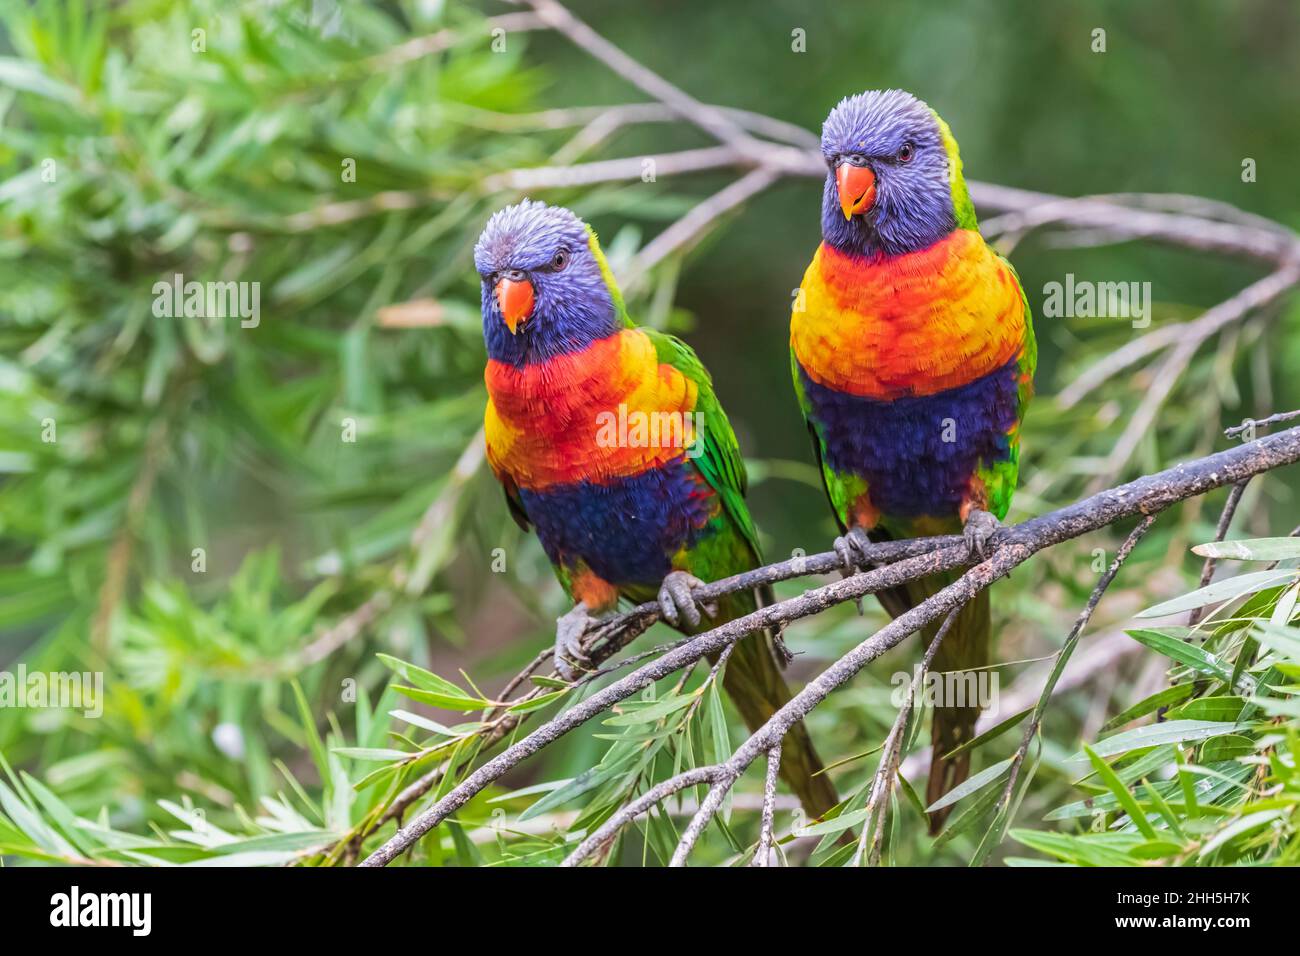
[897,142,915,163]
[549,249,571,272]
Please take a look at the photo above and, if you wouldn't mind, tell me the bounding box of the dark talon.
[962,508,1002,560]
[554,603,596,680]
[833,526,875,573]
[658,571,713,630]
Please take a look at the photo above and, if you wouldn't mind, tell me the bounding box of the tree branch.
[751,743,782,867]
[361,424,1300,866]
[512,0,767,157]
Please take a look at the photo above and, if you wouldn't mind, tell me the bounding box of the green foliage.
[0,0,554,860]
[1007,546,1300,866]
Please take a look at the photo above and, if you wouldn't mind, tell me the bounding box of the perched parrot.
[790,91,1036,829]
[477,200,838,819]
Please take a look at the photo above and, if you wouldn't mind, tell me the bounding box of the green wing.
[975,247,1036,520]
[642,327,763,563]
[589,223,760,563]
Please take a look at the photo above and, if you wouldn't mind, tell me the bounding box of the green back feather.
[643,327,763,563]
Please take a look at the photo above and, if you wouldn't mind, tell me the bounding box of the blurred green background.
[0,0,1297,865]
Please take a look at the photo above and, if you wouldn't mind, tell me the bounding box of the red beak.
[495,276,535,334]
[836,163,876,220]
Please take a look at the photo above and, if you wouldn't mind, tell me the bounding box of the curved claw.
[962,508,1002,560]
[554,603,595,681]
[833,526,875,573]
[657,571,717,630]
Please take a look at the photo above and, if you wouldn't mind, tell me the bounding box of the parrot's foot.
[657,571,718,630]
[962,508,1002,560]
[554,603,596,681]
[833,527,875,573]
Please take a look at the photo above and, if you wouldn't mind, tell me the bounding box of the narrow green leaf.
[1083,745,1157,839]
[388,710,454,735]
[1175,747,1199,819]
[1140,778,1185,841]
[944,706,1031,759]
[1124,628,1233,682]
[602,693,695,726]
[507,690,567,714]
[926,757,1012,813]
[377,653,474,698]
[1198,810,1283,859]
[1080,720,1249,759]
[1136,570,1295,618]
[332,747,410,762]
[393,685,488,712]
[1101,684,1195,731]
[1165,696,1245,722]
[1191,538,1300,561]
[1252,622,1300,664]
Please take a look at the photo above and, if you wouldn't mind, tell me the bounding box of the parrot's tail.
[709,588,840,822]
[876,571,991,834]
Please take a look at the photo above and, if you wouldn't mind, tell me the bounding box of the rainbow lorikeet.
[790,91,1036,829]
[477,200,838,818]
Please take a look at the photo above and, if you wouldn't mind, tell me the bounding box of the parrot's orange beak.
[836,163,876,220]
[495,276,535,334]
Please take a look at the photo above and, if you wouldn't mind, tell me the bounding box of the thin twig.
[752,743,783,867]
[361,12,547,70]
[481,144,1300,267]
[562,768,718,866]
[1225,409,1300,439]
[622,166,780,293]
[514,0,765,157]
[363,426,1300,866]
[854,608,960,867]
[898,629,1145,781]
[1188,480,1249,626]
[92,417,170,654]
[1090,265,1300,487]
[670,775,739,866]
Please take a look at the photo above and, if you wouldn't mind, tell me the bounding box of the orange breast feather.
[484,329,699,490]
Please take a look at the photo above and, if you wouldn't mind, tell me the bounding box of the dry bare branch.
[362,425,1300,867]
[752,744,783,867]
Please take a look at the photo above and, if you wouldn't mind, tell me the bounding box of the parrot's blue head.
[475,200,622,367]
[818,89,975,258]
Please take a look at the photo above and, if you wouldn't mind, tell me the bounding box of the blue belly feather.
[798,358,1020,519]
[519,457,714,586]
